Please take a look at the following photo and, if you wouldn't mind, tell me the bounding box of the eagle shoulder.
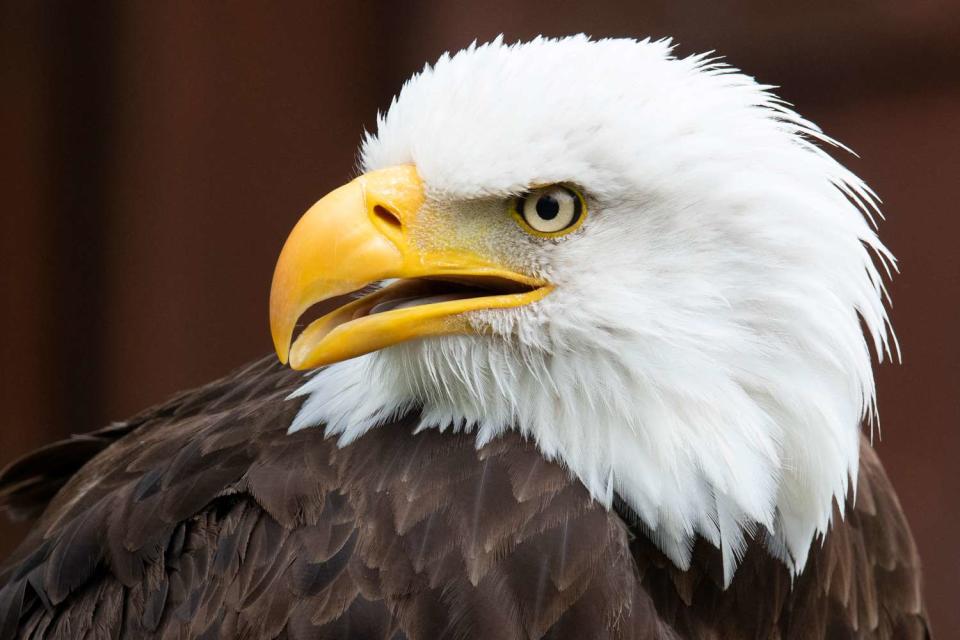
[623,436,931,639]
[0,357,668,639]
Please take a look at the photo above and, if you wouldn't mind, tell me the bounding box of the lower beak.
[269,165,551,369]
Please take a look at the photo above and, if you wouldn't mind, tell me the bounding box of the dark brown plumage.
[0,357,931,639]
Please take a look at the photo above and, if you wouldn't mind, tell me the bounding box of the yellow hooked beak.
[270,165,551,369]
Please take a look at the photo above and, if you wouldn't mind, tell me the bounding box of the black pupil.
[535,194,560,220]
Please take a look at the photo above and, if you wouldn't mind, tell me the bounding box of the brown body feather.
[0,357,930,639]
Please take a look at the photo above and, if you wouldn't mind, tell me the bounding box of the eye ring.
[511,184,587,238]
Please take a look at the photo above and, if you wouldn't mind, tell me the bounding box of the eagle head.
[269,36,894,584]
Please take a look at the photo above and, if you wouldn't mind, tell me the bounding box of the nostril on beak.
[372,204,403,231]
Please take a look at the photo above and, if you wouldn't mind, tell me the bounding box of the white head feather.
[289,35,896,585]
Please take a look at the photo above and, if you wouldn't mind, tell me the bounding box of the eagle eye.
[512,185,586,237]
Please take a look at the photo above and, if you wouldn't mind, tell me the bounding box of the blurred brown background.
[1,1,958,633]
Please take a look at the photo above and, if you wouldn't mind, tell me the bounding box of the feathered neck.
[289,302,875,586]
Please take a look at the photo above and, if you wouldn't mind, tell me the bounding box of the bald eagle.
[0,36,930,639]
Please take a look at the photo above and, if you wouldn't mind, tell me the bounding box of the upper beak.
[269,165,551,369]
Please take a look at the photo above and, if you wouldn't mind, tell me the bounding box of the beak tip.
[287,337,328,370]
[271,328,292,366]
[288,349,308,371]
